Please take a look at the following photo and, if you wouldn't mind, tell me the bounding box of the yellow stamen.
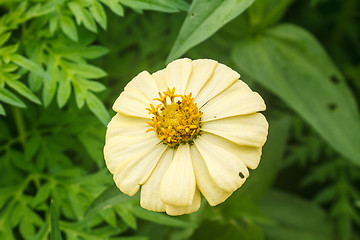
[146,87,202,147]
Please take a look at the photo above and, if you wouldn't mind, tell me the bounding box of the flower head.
[104,58,268,216]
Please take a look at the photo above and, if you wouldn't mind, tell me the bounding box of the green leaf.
[33,183,51,206]
[100,0,124,16]
[0,103,5,115]
[0,44,19,55]
[68,62,107,79]
[167,0,254,62]
[86,92,110,125]
[90,1,107,30]
[0,87,26,108]
[79,45,109,59]
[118,0,188,13]
[248,0,293,29]
[10,54,50,81]
[78,78,106,92]
[232,24,360,165]
[57,78,72,108]
[259,190,335,240]
[115,207,137,229]
[43,57,58,107]
[130,206,195,228]
[85,184,137,219]
[6,80,41,104]
[50,201,62,240]
[72,80,86,108]
[68,2,97,33]
[60,15,78,41]
[0,32,11,47]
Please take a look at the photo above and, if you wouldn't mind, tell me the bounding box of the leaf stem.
[12,106,26,149]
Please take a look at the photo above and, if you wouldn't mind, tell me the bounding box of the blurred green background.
[0,0,359,239]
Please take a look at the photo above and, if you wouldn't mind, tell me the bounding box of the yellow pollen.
[146,87,203,147]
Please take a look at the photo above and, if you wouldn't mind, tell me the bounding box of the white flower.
[104,58,268,216]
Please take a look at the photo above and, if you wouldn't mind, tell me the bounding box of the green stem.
[12,107,26,149]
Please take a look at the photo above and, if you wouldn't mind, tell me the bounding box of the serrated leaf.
[85,92,110,125]
[68,2,97,32]
[33,183,51,206]
[57,78,72,108]
[90,1,107,30]
[72,80,86,108]
[0,63,18,72]
[167,0,254,62]
[232,24,360,165]
[6,80,41,104]
[50,201,62,240]
[130,206,195,228]
[0,44,18,55]
[68,62,107,79]
[78,77,106,92]
[100,0,124,16]
[0,87,26,108]
[80,45,109,59]
[60,15,78,41]
[49,16,58,34]
[0,32,11,47]
[10,54,50,81]
[43,59,58,107]
[24,134,41,161]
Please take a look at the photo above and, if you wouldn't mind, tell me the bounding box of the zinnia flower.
[104,58,268,216]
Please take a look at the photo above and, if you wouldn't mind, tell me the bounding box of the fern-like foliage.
[0,0,188,123]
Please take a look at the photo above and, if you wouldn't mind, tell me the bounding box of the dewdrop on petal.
[104,58,268,216]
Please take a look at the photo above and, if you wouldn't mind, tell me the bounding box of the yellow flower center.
[146,87,203,147]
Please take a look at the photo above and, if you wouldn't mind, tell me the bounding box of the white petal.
[190,145,233,206]
[184,59,218,97]
[196,133,263,169]
[165,189,201,216]
[112,87,151,119]
[113,143,167,196]
[104,114,157,173]
[160,144,196,206]
[201,113,268,147]
[166,58,192,95]
[194,134,249,192]
[195,63,240,108]
[201,81,266,121]
[140,148,174,212]
[125,71,159,101]
[152,69,168,93]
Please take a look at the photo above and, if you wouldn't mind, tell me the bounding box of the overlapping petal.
[184,59,218,97]
[140,148,173,212]
[190,145,233,206]
[195,63,240,108]
[104,113,158,173]
[113,142,167,196]
[201,113,268,147]
[201,81,266,121]
[194,133,249,192]
[113,87,152,118]
[166,58,192,95]
[165,189,201,216]
[160,144,196,206]
[125,71,160,102]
